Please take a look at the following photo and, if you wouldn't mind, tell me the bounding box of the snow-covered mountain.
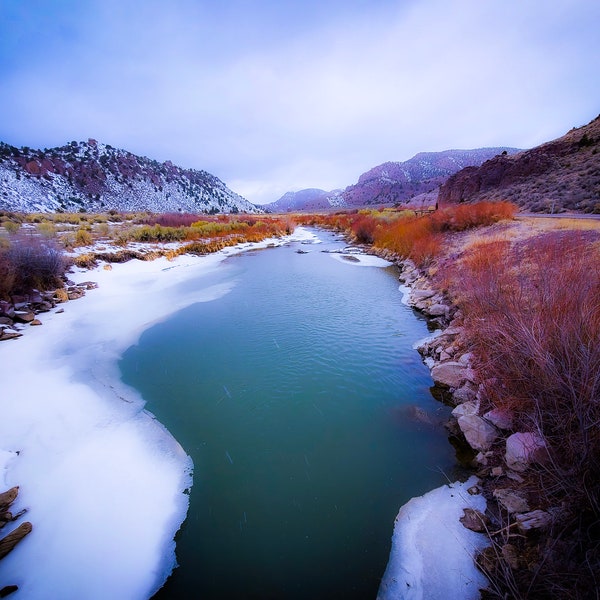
[262,188,344,212]
[0,139,261,214]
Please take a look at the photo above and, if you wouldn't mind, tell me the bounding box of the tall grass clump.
[452,230,600,598]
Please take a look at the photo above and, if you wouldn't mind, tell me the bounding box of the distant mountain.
[262,188,344,212]
[263,148,520,213]
[0,139,261,214]
[438,116,600,213]
[341,148,520,208]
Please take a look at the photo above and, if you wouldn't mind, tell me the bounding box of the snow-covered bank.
[0,228,316,598]
[377,476,489,600]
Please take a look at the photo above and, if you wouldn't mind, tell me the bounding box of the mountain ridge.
[0,139,261,214]
[263,147,520,212]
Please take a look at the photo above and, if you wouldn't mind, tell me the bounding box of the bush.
[2,235,66,295]
[452,231,600,597]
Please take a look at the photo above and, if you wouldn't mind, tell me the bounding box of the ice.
[329,253,392,267]
[377,476,489,600]
[0,233,289,598]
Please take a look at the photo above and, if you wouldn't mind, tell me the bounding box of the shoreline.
[1,226,489,599]
[0,230,315,598]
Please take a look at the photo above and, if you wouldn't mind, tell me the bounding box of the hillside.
[438,115,600,213]
[0,139,261,214]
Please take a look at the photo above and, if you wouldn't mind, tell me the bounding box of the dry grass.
[439,223,600,599]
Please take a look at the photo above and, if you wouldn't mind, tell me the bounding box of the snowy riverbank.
[0,226,489,598]
[0,229,316,598]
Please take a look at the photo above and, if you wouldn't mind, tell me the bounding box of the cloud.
[0,0,598,204]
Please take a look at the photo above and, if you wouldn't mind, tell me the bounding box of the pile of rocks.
[0,280,97,341]
[399,258,555,546]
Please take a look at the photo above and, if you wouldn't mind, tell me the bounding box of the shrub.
[74,227,93,247]
[452,231,600,597]
[3,234,66,294]
[37,221,57,238]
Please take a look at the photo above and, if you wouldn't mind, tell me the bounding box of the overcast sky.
[1,0,598,204]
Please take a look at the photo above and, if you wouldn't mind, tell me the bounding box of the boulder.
[13,311,35,323]
[515,509,552,533]
[452,401,479,418]
[505,432,547,472]
[411,289,436,300]
[484,408,514,431]
[427,303,448,317]
[493,488,530,513]
[0,487,18,510]
[460,508,490,532]
[458,415,499,451]
[431,361,470,389]
[0,522,32,560]
[453,383,478,404]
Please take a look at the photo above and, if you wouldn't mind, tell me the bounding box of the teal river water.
[119,229,457,599]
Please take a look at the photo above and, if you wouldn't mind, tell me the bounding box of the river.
[119,228,456,599]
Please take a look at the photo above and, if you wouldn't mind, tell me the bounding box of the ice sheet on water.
[377,476,489,600]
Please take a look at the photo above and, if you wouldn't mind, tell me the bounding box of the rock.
[452,401,479,418]
[453,383,478,404]
[0,487,18,510]
[79,281,98,290]
[0,585,18,597]
[0,522,32,560]
[458,415,499,451]
[515,509,552,533]
[411,289,436,300]
[431,361,469,389]
[457,352,474,366]
[13,311,35,323]
[0,317,13,326]
[484,408,514,431]
[460,508,490,532]
[0,302,15,318]
[467,485,481,495]
[0,329,22,341]
[505,432,547,472]
[30,319,42,326]
[67,289,84,300]
[493,488,530,513]
[427,303,448,317]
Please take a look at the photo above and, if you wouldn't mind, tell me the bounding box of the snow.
[329,252,392,267]
[377,476,489,600]
[0,230,302,598]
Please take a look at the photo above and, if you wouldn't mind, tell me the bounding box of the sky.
[0,0,598,205]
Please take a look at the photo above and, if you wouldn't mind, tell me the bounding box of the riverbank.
[0,230,315,597]
[373,215,600,599]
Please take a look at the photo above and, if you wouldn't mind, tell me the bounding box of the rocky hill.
[0,139,261,214]
[438,115,600,213]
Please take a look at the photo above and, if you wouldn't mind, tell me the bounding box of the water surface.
[120,229,455,599]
